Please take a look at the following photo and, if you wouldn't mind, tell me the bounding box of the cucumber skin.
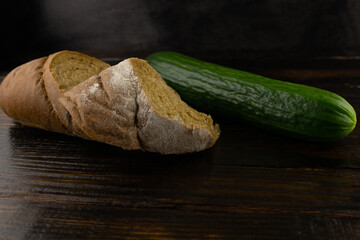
[146,51,357,141]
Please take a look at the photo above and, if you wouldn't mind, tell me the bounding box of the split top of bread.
[0,51,220,154]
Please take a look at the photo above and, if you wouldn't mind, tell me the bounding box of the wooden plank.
[0,154,360,239]
[1,67,360,239]
[1,108,360,239]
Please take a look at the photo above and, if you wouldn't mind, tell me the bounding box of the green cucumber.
[146,51,357,141]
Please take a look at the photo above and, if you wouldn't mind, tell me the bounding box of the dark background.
[2,0,360,70]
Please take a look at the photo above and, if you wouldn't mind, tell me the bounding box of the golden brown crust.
[59,58,219,154]
[0,51,220,154]
[0,57,69,133]
[59,64,142,150]
[42,50,110,134]
[43,51,73,133]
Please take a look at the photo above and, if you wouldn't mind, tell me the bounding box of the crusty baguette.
[0,57,68,133]
[0,51,220,154]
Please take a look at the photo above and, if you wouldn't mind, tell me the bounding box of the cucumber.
[146,51,357,141]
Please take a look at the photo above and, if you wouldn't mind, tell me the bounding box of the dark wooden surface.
[1,63,360,240]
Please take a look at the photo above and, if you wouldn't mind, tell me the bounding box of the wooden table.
[0,63,360,239]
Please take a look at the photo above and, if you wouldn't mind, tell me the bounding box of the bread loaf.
[0,51,220,154]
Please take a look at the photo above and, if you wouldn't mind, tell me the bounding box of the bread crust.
[59,59,142,150]
[0,57,69,133]
[0,51,219,154]
[129,59,216,154]
[60,58,218,154]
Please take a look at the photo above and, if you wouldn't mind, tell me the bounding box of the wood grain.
[1,68,360,239]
